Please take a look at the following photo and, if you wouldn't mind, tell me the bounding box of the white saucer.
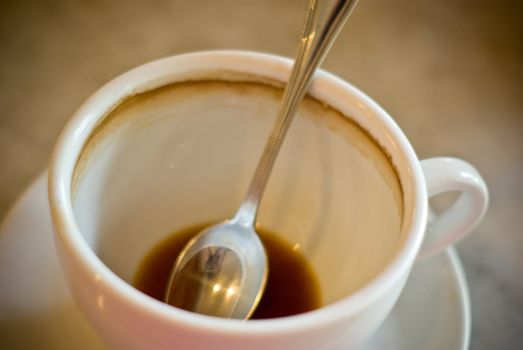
[0,172,470,349]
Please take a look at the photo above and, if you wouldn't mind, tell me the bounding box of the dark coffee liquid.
[134,224,321,319]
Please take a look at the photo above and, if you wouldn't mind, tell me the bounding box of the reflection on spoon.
[167,246,244,318]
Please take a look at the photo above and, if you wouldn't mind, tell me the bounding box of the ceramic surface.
[0,172,469,349]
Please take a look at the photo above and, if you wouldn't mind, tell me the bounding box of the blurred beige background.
[1,0,522,349]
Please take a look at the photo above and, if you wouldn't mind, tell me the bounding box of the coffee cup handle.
[417,157,488,259]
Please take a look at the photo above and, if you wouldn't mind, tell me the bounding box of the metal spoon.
[164,0,359,319]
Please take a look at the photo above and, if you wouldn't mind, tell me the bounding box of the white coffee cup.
[48,51,488,349]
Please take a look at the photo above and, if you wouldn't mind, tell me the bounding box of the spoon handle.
[235,0,359,226]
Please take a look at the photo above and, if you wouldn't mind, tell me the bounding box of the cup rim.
[48,50,428,335]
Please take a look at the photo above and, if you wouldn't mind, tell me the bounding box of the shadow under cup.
[72,75,406,313]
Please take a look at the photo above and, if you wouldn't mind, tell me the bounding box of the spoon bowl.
[165,218,267,319]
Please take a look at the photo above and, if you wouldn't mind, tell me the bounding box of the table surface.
[1,0,522,349]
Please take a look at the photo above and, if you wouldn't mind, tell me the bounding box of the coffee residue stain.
[72,72,404,224]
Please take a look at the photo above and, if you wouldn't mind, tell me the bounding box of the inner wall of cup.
[73,79,404,306]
